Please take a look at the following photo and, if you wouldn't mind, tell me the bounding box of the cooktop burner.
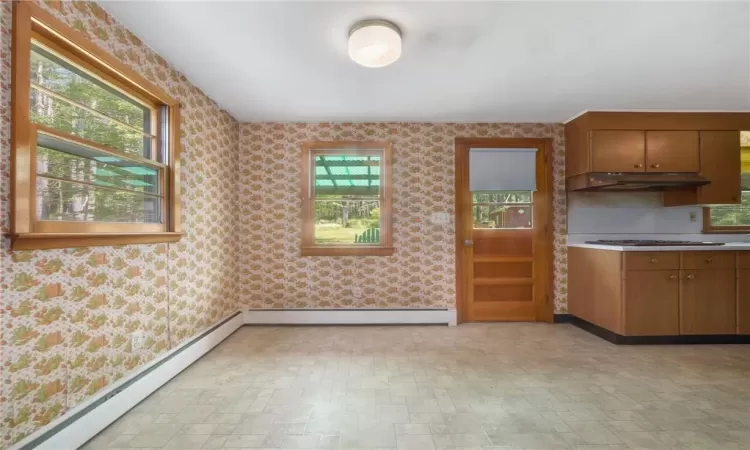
[585,239,725,247]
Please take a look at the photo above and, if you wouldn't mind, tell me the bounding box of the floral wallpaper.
[0,1,572,448]
[0,1,239,447]
[238,123,568,313]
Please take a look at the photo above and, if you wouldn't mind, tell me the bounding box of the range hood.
[567,173,710,191]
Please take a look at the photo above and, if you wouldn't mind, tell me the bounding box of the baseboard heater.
[9,312,244,450]
[243,308,458,326]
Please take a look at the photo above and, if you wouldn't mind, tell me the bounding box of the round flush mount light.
[348,19,402,68]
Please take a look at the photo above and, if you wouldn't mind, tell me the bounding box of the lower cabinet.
[624,270,679,336]
[680,269,736,335]
[569,249,749,337]
[740,268,750,335]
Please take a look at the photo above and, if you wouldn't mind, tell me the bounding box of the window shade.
[469,148,537,191]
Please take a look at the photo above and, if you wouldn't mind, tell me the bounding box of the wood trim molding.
[454,137,555,324]
[7,232,185,251]
[301,247,394,257]
[300,141,393,257]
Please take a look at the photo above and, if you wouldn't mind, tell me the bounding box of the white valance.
[469,148,538,191]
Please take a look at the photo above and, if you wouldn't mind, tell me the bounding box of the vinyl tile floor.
[82,324,750,450]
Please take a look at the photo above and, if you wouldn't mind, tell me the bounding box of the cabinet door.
[698,131,741,204]
[680,269,736,335]
[624,270,679,336]
[646,131,700,172]
[591,130,645,172]
[740,269,750,335]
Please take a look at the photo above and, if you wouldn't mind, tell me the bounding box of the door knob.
[669,275,677,280]
[464,240,474,247]
[687,274,695,280]
[651,163,660,168]
[634,163,643,168]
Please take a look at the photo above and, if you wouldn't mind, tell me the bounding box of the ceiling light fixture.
[348,19,402,68]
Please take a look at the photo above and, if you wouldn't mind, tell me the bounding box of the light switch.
[430,212,450,225]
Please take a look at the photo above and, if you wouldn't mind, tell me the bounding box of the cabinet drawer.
[739,252,750,270]
[623,252,679,270]
[681,252,735,270]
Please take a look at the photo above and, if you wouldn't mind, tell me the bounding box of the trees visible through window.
[10,2,181,250]
[472,191,533,229]
[301,142,393,256]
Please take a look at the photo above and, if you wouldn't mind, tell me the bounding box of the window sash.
[31,127,167,233]
[301,142,393,255]
[10,1,181,248]
[309,149,384,246]
[30,34,161,162]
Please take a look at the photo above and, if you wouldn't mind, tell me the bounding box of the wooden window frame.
[9,2,182,250]
[703,206,750,233]
[301,141,393,257]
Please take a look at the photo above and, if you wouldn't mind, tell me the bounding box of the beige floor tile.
[77,325,750,450]
[396,434,435,449]
[161,433,210,449]
[395,424,431,435]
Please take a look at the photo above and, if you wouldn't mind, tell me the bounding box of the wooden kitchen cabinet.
[645,131,699,173]
[569,248,746,339]
[623,270,679,336]
[680,269,736,335]
[591,130,645,172]
[663,131,742,206]
[739,253,750,334]
[565,112,750,196]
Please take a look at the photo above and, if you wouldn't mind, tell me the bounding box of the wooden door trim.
[454,137,554,324]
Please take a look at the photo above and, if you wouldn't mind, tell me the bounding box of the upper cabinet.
[565,112,750,204]
[645,131,700,173]
[663,130,741,206]
[591,130,645,172]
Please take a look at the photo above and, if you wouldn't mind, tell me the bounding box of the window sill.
[6,232,184,251]
[301,246,394,257]
[703,230,750,234]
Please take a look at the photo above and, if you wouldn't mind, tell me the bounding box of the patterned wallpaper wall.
[238,123,568,313]
[0,1,239,446]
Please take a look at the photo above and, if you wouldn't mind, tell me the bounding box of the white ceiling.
[101,1,750,123]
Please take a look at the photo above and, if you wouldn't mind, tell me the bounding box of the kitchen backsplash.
[567,192,704,234]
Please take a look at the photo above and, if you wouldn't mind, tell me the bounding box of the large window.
[705,134,750,232]
[301,141,393,256]
[10,3,181,250]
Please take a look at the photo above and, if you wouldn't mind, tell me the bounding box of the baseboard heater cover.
[9,312,244,450]
[243,308,458,326]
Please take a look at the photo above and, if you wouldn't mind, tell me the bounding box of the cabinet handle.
[705,257,713,263]
[669,274,677,280]
[634,163,643,168]
[686,274,695,280]
[651,163,661,169]
[650,258,658,263]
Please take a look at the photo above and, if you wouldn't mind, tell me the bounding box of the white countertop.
[567,234,750,252]
[568,242,750,252]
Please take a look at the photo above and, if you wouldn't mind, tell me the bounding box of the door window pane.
[472,190,533,229]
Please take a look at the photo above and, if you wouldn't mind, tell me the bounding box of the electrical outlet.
[352,287,363,298]
[689,212,697,222]
[131,331,146,351]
